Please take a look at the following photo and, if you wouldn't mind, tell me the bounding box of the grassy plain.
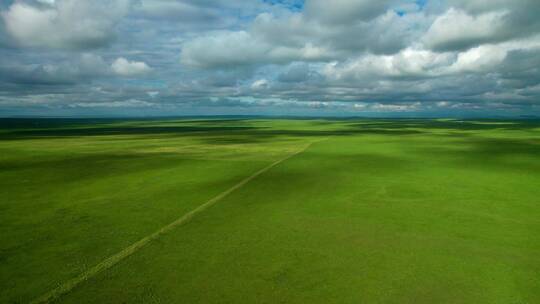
[1,118,540,303]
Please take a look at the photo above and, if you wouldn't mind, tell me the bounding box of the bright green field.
[1,118,540,304]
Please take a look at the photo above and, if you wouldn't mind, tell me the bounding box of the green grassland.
[1,118,540,303]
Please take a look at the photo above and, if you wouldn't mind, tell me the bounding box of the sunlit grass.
[1,118,539,303]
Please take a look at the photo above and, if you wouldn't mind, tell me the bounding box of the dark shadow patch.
[2,118,539,144]
[406,136,540,173]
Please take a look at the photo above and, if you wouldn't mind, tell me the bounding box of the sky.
[0,0,539,117]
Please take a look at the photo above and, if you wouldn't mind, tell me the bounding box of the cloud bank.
[1,0,539,117]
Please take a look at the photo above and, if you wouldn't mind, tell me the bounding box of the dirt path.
[31,140,321,304]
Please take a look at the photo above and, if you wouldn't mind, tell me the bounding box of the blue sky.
[0,0,539,117]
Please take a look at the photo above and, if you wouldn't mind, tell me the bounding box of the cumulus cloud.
[134,0,229,30]
[1,0,129,49]
[423,8,508,52]
[423,0,540,52]
[0,53,110,85]
[0,54,153,88]
[111,57,152,76]
[251,79,269,90]
[370,102,421,112]
[447,0,539,15]
[1,0,540,116]
[322,36,540,82]
[304,0,392,24]
[180,29,337,69]
[180,4,423,69]
[321,49,453,81]
[69,99,154,108]
[278,63,314,83]
[180,31,269,68]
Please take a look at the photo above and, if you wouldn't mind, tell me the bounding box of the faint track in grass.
[30,139,324,304]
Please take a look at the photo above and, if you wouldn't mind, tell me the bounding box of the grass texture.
[1,118,539,303]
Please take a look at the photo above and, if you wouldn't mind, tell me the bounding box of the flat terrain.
[1,118,540,303]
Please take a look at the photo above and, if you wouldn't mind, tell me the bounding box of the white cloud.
[147,91,160,98]
[369,102,421,112]
[2,0,540,116]
[353,103,368,109]
[423,8,508,51]
[0,53,110,85]
[180,3,424,69]
[180,29,336,69]
[436,101,450,107]
[251,79,269,90]
[321,48,455,81]
[180,31,268,68]
[69,99,155,108]
[447,0,532,14]
[321,36,540,83]
[1,0,129,49]
[304,0,391,24]
[447,45,508,73]
[36,0,56,5]
[111,58,152,76]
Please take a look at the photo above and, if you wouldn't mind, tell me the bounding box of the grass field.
[1,118,540,303]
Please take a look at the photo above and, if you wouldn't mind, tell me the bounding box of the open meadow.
[1,118,540,304]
